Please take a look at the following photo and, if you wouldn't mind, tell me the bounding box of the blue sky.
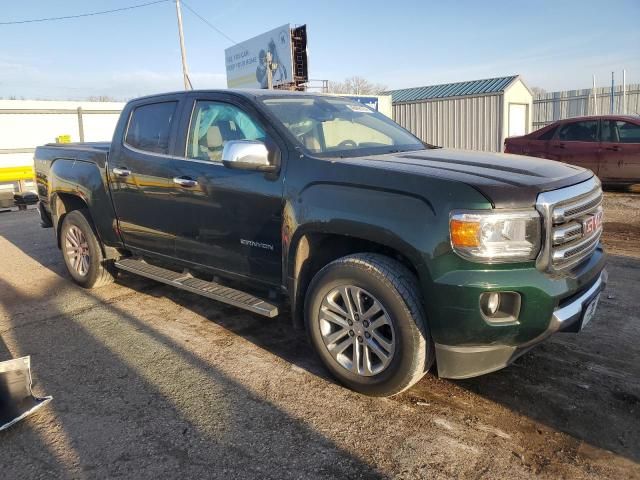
[1,0,639,99]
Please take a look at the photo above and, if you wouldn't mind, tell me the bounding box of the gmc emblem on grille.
[582,210,603,235]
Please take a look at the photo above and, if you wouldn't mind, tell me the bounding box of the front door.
[108,99,181,257]
[168,95,284,286]
[549,119,600,174]
[599,119,640,182]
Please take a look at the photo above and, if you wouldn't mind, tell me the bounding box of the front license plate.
[582,294,601,329]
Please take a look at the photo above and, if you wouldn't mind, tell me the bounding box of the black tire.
[60,209,115,289]
[305,253,434,397]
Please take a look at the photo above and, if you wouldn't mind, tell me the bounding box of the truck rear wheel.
[305,253,434,397]
[60,209,114,289]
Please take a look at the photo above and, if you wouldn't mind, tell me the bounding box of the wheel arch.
[53,192,90,249]
[53,192,120,260]
[287,229,426,330]
[48,157,122,251]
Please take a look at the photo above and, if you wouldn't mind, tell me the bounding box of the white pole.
[622,69,626,114]
[592,75,597,116]
[610,72,615,114]
[175,0,192,90]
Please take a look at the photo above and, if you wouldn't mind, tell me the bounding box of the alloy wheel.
[319,285,395,376]
[65,225,90,277]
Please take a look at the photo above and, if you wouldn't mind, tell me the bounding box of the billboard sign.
[344,96,379,111]
[225,24,294,89]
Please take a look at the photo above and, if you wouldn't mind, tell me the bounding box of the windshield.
[261,96,427,157]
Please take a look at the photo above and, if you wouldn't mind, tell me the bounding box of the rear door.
[108,96,184,256]
[599,119,640,182]
[548,119,600,173]
[167,93,285,286]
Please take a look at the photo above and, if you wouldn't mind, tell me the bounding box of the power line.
[0,0,170,25]
[180,0,236,44]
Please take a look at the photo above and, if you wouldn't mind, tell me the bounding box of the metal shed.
[388,75,532,152]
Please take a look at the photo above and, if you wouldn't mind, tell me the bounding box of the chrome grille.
[536,177,603,273]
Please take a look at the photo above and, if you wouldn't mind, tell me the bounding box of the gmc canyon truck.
[35,90,607,397]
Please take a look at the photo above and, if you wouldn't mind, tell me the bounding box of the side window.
[125,102,177,154]
[601,121,615,142]
[538,126,558,140]
[186,101,266,162]
[557,120,598,142]
[615,121,640,143]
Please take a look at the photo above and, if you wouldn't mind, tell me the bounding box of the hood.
[339,148,593,208]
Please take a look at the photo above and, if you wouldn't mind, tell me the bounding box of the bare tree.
[328,76,388,95]
[87,95,118,102]
[530,86,547,98]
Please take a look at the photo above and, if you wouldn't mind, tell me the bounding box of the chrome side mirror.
[222,140,275,172]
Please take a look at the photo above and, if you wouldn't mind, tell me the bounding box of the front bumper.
[434,268,608,379]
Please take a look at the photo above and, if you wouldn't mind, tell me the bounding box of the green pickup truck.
[34,90,606,396]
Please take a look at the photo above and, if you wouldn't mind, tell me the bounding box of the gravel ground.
[601,186,640,257]
[0,192,639,479]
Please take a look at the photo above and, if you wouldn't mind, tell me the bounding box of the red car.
[505,115,640,186]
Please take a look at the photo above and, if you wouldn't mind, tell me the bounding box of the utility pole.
[175,0,192,90]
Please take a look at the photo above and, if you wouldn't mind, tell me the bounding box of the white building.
[0,100,124,192]
[388,75,533,152]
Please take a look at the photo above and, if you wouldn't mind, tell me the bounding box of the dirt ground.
[601,186,640,257]
[0,191,638,479]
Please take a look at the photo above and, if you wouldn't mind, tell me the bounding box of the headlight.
[449,210,541,263]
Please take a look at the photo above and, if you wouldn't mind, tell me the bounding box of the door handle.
[605,146,621,151]
[173,176,198,187]
[553,143,566,149]
[112,167,131,177]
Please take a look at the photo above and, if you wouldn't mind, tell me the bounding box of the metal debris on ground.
[0,356,52,431]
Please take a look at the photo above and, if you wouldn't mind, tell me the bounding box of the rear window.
[538,126,558,140]
[125,101,178,154]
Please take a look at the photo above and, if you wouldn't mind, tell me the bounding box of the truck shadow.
[113,262,640,465]
[2,210,639,467]
[0,275,385,478]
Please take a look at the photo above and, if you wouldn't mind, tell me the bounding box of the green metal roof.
[388,75,518,103]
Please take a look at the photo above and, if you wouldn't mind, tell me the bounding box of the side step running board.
[114,258,279,318]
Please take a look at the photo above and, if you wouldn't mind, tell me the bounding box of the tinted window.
[125,102,178,154]
[601,121,615,142]
[538,126,558,140]
[557,120,598,142]
[616,120,640,143]
[186,101,266,162]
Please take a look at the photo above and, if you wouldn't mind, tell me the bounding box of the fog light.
[480,292,521,324]
[486,292,500,315]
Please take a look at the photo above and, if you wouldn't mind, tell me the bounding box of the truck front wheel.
[305,253,434,397]
[60,209,115,289]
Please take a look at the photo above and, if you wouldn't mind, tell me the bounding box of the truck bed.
[34,141,111,212]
